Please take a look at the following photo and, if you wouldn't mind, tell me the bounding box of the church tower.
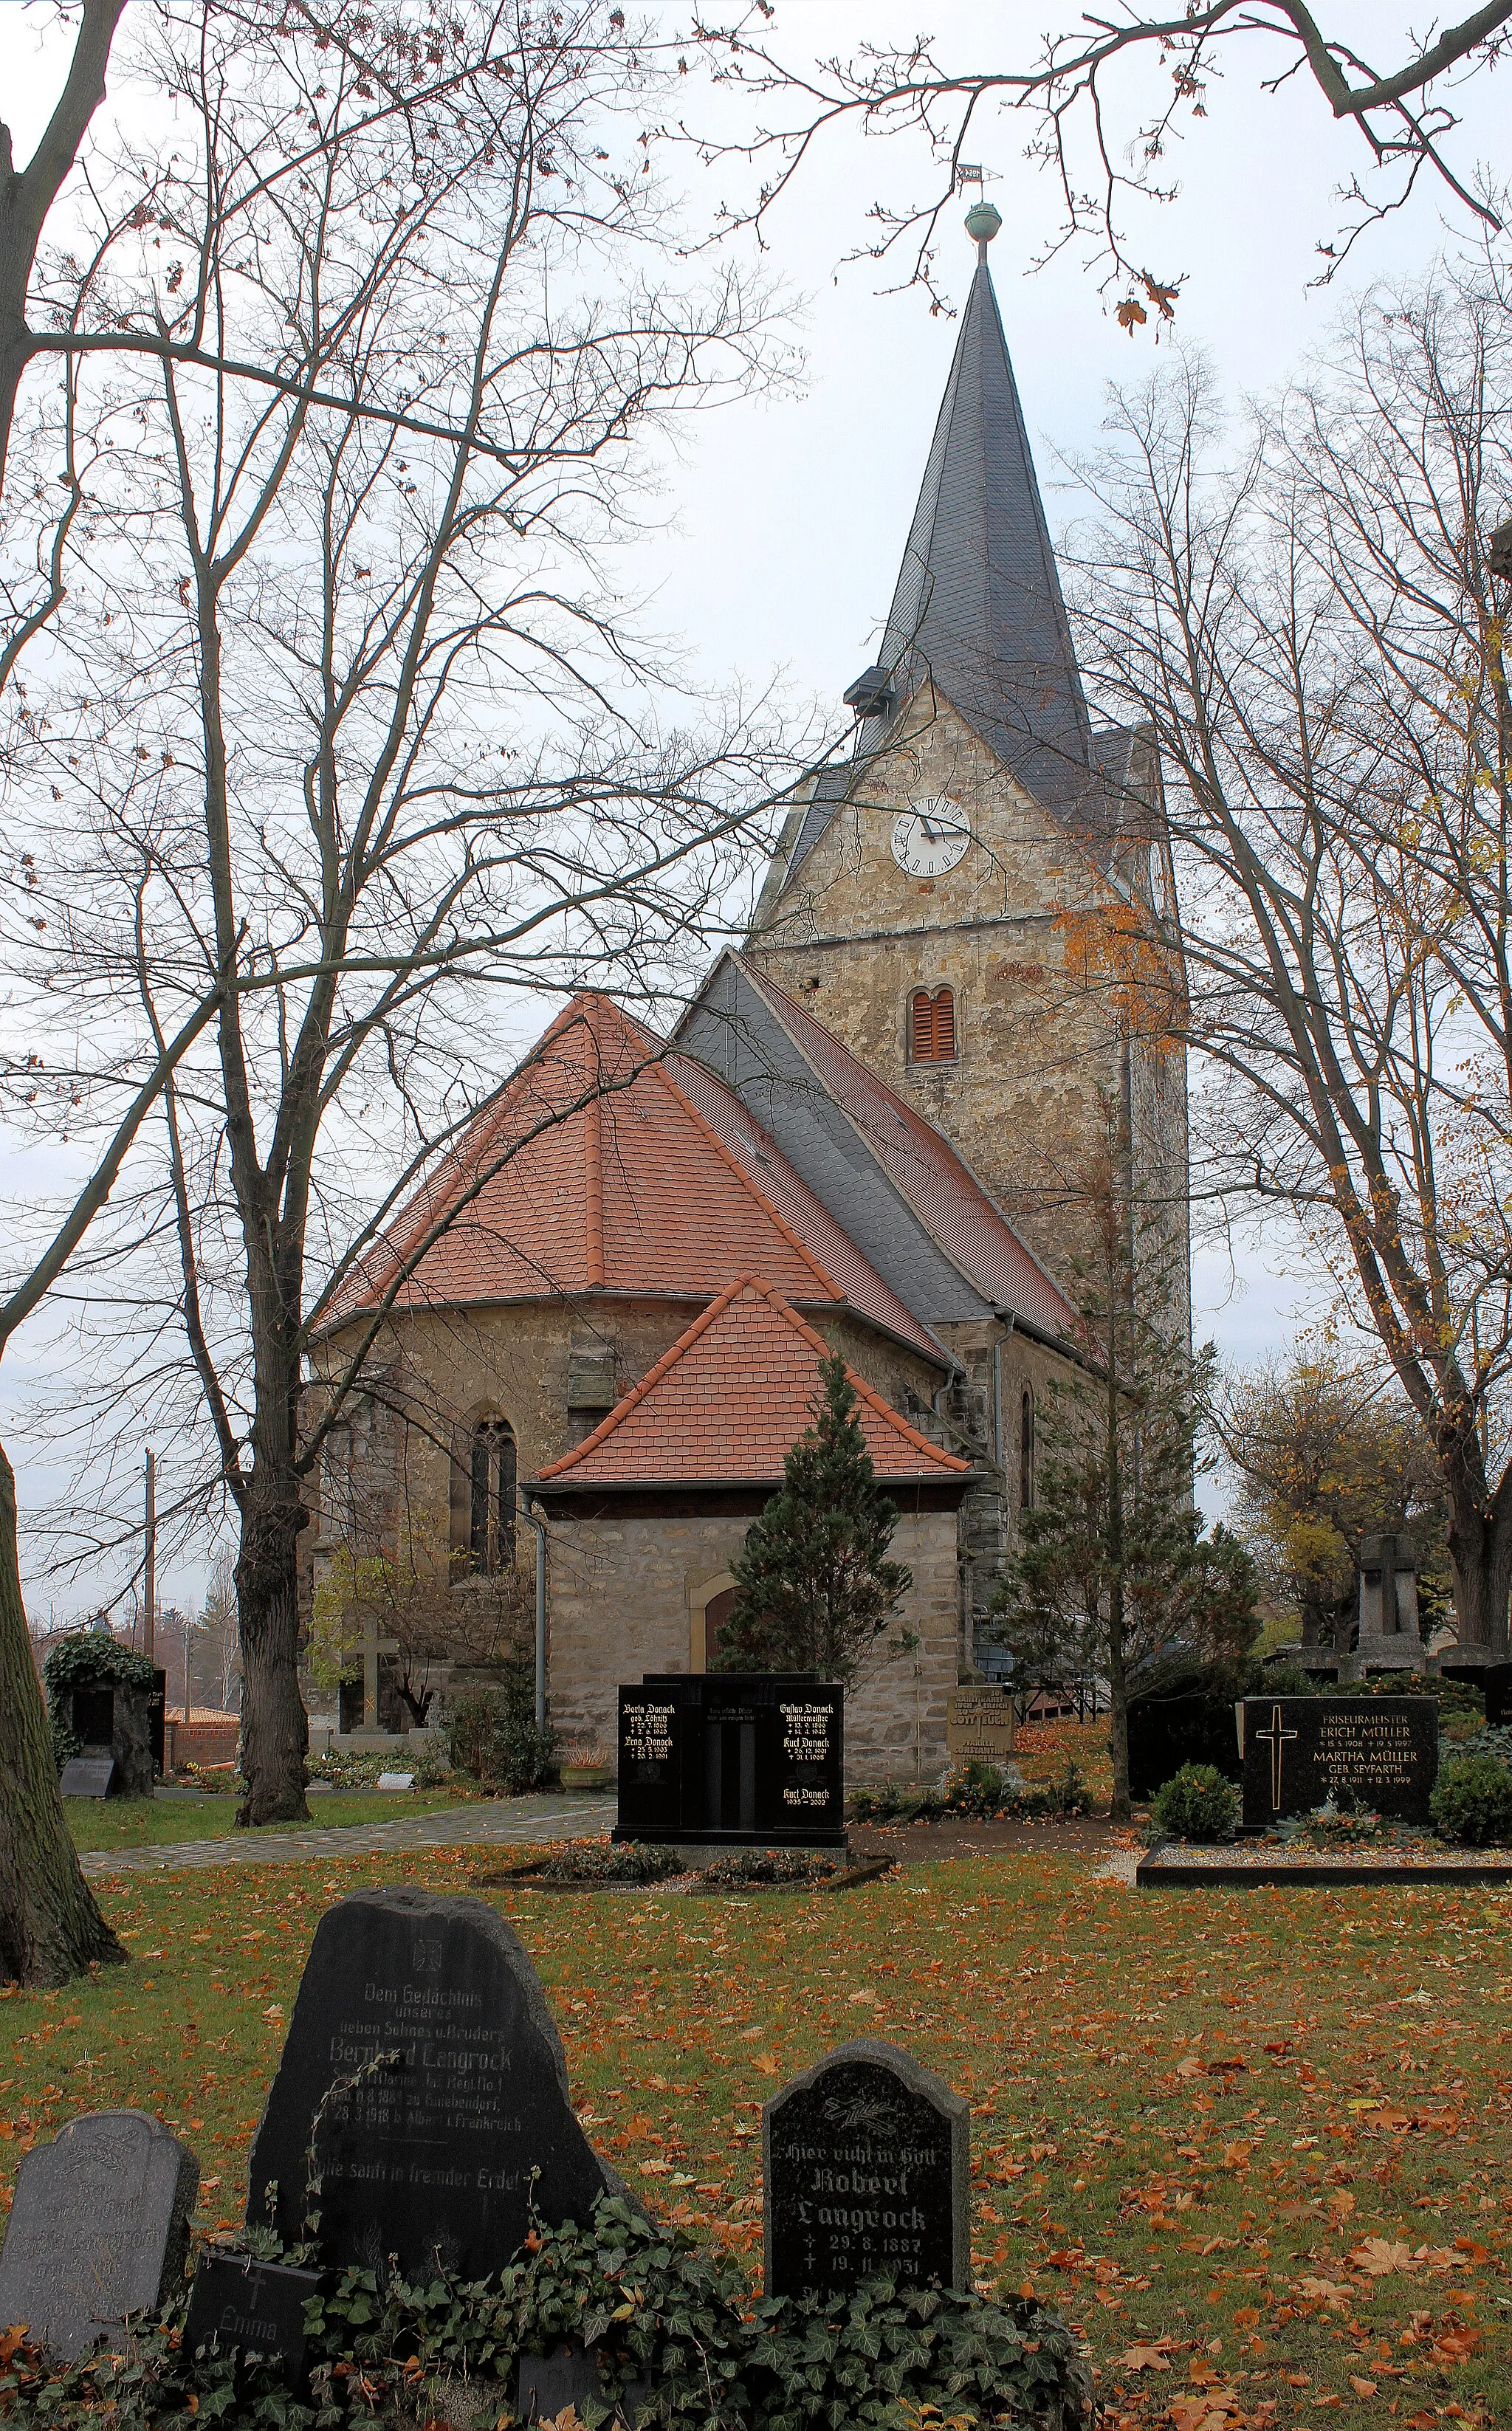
[745,204,1189,1341]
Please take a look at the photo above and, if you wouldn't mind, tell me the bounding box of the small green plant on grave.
[1430,1752,1512,1847]
[699,1848,840,1888]
[1151,1762,1240,1843]
[1276,1796,1385,1849]
[939,1756,1006,1816]
[535,1838,684,1885]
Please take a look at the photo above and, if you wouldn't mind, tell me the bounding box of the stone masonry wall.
[545,1505,961,1783]
[748,695,1187,1304]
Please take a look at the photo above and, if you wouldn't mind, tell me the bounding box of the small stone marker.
[375,1772,414,1791]
[1237,1696,1438,1829]
[946,1687,1015,1768]
[763,2038,969,2299]
[60,1755,116,1798]
[247,1889,627,2277]
[0,2110,198,2360]
[184,2255,331,2388]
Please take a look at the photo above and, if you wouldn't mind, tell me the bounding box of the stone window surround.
[906,983,960,1069]
[687,1569,737,1672]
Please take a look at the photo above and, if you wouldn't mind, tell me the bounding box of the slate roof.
[729,960,1077,1341]
[318,991,944,1364]
[855,250,1096,817]
[759,252,1140,912]
[534,1274,972,1488]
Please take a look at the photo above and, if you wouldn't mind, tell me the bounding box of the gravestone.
[184,2255,331,2389]
[247,1889,627,2277]
[513,2346,651,2427]
[0,2110,198,2360]
[763,2038,969,2299]
[946,1688,1015,1769]
[1344,1536,1422,1679]
[1237,1696,1437,1829]
[63,1674,158,1798]
[60,1755,117,1798]
[614,1673,845,1847]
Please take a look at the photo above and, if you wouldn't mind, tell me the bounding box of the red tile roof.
[735,960,1076,1338]
[535,1275,972,1485]
[319,994,943,1362]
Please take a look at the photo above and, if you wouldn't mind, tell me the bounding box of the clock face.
[890,799,971,876]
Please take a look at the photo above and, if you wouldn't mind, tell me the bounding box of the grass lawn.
[62,1791,479,1851]
[1,1842,1506,2431]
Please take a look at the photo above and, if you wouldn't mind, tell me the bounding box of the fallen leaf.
[1350,2238,1414,2277]
[1118,2342,1171,2371]
[1350,2377,1378,2398]
[1297,2277,1348,2311]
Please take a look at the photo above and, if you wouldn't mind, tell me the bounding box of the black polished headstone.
[763,2038,969,2299]
[616,1688,683,1840]
[60,1756,116,1798]
[513,2345,651,2427]
[184,2255,331,2389]
[1238,1696,1438,1829]
[246,1890,626,2277]
[614,1674,845,1847]
[0,2110,197,2359]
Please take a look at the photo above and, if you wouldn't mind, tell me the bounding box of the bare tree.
[678,4,1509,318]
[7,1,805,1830]
[1065,260,1512,1673]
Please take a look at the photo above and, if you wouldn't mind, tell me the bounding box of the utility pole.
[143,1447,156,1665]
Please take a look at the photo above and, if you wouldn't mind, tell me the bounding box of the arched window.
[1019,1388,1034,1511]
[909,986,957,1063]
[467,1417,517,1573]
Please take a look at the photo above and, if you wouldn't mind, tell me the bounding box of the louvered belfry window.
[910,986,957,1062]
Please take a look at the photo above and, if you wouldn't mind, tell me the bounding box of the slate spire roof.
[854,245,1093,815]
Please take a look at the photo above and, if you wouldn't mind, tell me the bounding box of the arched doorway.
[689,1572,737,1671]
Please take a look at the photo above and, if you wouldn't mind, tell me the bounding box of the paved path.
[79,1795,617,1877]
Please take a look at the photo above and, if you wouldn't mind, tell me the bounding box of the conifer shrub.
[1430,1752,1512,1846]
[714,1351,910,1682]
[1151,1762,1240,1843]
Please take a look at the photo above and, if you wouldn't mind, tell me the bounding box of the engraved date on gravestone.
[780,1699,834,1809]
[622,1702,676,1766]
[763,2040,969,2299]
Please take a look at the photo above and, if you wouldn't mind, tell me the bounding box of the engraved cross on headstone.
[1254,1702,1299,1812]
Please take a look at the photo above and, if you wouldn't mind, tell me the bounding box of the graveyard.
[0,1833,1505,2430]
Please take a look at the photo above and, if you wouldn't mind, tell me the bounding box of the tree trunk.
[0,1442,126,1984]
[236,1472,311,1826]
[1444,1473,1512,1661]
[1106,1304,1131,1823]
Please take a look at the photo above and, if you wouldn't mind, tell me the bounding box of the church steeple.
[853,208,1094,818]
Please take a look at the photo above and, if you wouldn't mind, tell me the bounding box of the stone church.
[308,214,1189,1780]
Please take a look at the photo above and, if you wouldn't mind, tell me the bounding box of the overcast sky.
[2,3,1505,1614]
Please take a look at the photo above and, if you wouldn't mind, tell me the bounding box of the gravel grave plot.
[1137,1835,1512,1886]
